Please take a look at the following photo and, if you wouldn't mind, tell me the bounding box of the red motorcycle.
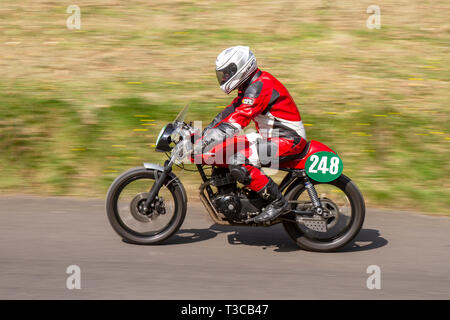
[106,106,365,252]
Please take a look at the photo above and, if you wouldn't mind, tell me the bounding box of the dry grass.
[0,0,448,213]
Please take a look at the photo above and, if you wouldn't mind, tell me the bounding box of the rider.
[196,46,307,223]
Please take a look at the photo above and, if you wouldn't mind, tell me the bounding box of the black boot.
[246,178,289,223]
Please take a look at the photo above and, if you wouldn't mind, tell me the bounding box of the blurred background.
[0,0,448,214]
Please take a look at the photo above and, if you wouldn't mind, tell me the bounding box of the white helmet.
[215,46,258,94]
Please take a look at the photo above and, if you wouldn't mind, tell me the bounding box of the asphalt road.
[0,196,449,299]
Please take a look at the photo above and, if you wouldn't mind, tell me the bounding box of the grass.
[0,0,448,214]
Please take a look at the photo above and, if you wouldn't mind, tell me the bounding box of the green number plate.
[305,151,343,182]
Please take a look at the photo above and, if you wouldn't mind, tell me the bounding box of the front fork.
[143,160,172,212]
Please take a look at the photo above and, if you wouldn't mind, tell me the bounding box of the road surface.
[0,196,449,299]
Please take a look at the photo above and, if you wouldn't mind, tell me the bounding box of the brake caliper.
[154,196,166,215]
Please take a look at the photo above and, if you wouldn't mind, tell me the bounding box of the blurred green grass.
[0,1,448,213]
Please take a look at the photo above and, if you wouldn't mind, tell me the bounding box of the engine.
[210,168,263,221]
[212,193,242,220]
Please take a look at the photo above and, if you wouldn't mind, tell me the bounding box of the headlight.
[155,125,166,147]
[155,123,175,152]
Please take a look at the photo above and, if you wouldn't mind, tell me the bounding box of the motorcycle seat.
[279,141,310,163]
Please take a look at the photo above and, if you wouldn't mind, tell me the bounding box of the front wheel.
[282,174,365,252]
[106,167,187,244]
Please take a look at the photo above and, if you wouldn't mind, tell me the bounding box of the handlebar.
[169,121,197,164]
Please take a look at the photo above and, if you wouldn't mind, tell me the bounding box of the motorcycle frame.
[143,137,333,227]
[196,164,304,227]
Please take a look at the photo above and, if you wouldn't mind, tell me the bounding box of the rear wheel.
[282,174,365,252]
[106,167,187,244]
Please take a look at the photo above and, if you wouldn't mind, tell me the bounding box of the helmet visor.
[216,63,237,86]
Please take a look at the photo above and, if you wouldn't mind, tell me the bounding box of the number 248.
[308,155,340,174]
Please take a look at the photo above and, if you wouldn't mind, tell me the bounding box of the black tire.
[282,174,365,252]
[106,167,187,245]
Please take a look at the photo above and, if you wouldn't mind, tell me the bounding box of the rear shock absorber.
[301,171,323,215]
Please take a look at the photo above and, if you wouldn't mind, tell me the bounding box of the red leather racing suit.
[201,69,307,191]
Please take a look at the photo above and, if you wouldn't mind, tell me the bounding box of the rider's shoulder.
[243,80,263,98]
[244,71,275,98]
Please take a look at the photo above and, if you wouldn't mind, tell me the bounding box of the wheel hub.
[293,197,340,232]
[320,197,340,229]
[130,193,166,222]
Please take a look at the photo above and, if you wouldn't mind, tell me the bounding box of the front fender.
[143,162,165,172]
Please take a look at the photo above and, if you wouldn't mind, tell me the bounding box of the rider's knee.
[229,165,251,185]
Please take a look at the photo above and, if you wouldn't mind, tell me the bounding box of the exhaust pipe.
[199,181,232,226]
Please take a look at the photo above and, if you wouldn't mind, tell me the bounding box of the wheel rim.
[114,175,177,237]
[291,183,353,241]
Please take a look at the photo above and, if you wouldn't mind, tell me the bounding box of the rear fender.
[279,140,337,195]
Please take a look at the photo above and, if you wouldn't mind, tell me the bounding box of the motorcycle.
[106,105,365,252]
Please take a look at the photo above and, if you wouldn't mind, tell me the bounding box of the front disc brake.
[130,193,154,223]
